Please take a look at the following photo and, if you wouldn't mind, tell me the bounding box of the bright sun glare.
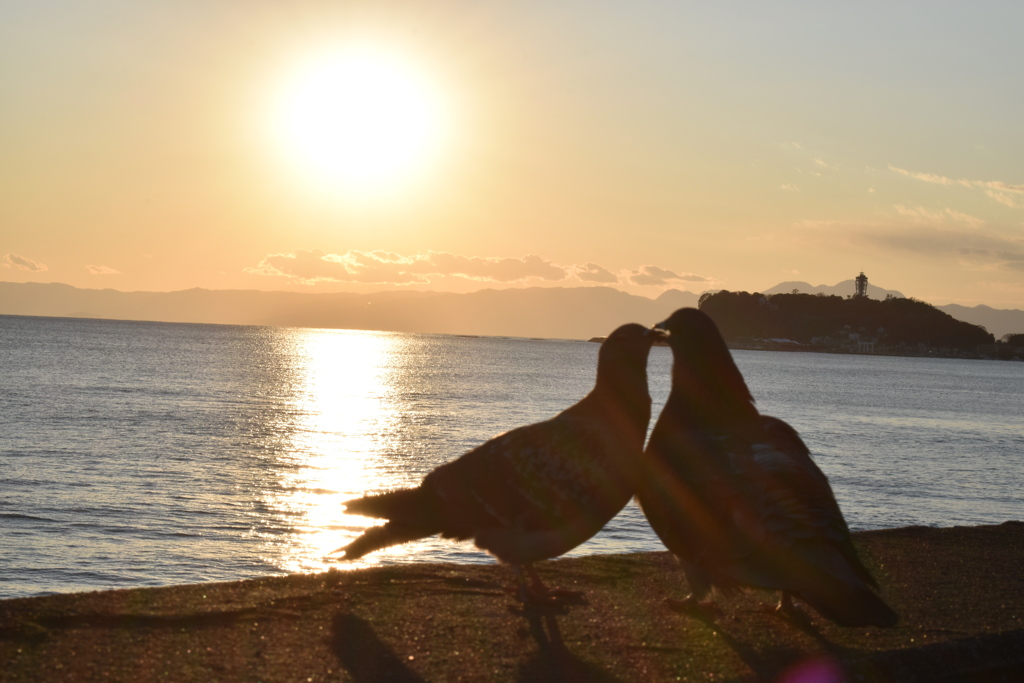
[276,48,445,194]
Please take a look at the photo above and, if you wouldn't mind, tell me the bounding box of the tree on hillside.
[696,290,993,350]
[1000,333,1024,346]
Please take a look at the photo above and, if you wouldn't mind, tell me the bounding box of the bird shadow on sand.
[513,602,625,683]
[667,599,860,682]
[331,613,426,683]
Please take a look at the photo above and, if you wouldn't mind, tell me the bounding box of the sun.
[275,47,446,195]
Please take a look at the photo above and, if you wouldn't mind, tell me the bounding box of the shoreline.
[2,522,1023,682]
[589,335,1021,361]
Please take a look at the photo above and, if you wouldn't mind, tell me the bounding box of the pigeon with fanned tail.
[335,323,656,603]
[637,308,898,627]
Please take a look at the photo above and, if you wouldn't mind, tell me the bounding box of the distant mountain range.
[2,280,1022,339]
[0,281,698,340]
[930,304,1024,342]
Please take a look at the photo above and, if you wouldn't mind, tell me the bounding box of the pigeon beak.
[650,323,670,339]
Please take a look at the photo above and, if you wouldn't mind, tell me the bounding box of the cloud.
[889,165,1024,208]
[628,265,709,287]
[943,208,986,229]
[953,245,1024,267]
[86,265,120,275]
[247,249,569,285]
[3,253,48,271]
[888,165,959,187]
[894,205,984,228]
[866,228,1013,258]
[799,218,1024,273]
[249,249,706,291]
[414,252,566,282]
[894,205,945,222]
[984,188,1024,209]
[248,250,429,284]
[573,262,619,284]
[780,184,800,191]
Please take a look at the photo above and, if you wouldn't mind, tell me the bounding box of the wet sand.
[2,522,1022,682]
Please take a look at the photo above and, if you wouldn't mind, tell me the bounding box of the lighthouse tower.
[854,272,868,298]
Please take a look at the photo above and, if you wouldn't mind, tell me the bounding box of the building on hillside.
[854,272,868,297]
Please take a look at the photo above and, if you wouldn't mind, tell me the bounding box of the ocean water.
[1,314,1022,600]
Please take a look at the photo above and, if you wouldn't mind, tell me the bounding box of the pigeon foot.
[664,595,720,616]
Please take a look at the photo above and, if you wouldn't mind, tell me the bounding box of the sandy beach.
[2,522,1022,682]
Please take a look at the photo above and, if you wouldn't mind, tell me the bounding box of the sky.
[3,1,1024,308]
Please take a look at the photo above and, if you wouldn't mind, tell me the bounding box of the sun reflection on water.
[261,328,411,573]
[252,329,620,575]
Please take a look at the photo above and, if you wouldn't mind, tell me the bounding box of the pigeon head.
[590,323,656,450]
[598,323,658,366]
[593,323,657,395]
[654,308,729,358]
[655,308,755,418]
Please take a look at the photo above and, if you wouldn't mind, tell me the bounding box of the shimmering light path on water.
[1,315,1022,599]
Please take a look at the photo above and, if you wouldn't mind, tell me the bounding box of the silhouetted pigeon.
[337,323,656,603]
[637,308,897,626]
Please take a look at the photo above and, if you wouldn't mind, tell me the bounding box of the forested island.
[699,290,1023,359]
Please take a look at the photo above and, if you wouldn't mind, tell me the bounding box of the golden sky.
[3,1,1024,308]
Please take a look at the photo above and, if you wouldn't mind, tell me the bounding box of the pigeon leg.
[664,594,700,611]
[775,590,808,622]
[526,564,585,601]
[664,593,722,616]
[666,564,718,613]
[507,565,537,603]
[508,565,584,605]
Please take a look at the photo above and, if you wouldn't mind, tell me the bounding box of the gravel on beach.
[2,522,1023,682]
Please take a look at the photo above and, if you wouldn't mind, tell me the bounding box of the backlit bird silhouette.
[637,308,897,626]
[336,323,656,602]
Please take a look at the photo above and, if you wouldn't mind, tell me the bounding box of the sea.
[1,314,1022,601]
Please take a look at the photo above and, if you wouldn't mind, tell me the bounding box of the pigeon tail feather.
[340,487,444,560]
[339,522,437,560]
[344,487,432,522]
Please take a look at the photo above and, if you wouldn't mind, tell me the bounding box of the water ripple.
[1,315,1022,599]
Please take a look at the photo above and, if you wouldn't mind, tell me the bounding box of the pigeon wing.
[424,411,633,564]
